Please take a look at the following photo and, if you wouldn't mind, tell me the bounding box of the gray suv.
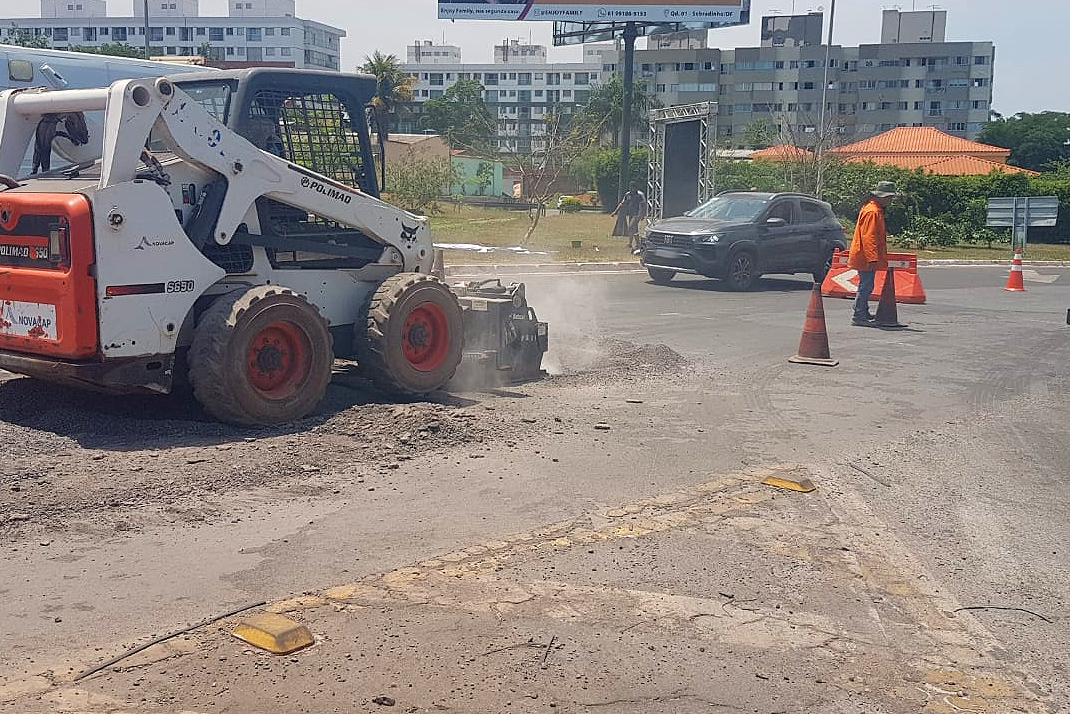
[640,192,848,290]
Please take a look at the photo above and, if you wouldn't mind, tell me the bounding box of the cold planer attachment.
[453,279,548,386]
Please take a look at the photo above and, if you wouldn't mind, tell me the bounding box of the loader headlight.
[696,234,720,244]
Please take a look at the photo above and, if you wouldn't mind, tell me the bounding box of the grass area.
[910,244,1070,261]
[430,206,634,264]
[429,206,1070,264]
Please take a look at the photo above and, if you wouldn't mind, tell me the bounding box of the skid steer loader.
[0,69,547,425]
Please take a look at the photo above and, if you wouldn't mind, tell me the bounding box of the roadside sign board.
[986,196,1059,250]
[439,0,747,23]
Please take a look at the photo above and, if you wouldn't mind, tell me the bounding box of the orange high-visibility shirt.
[848,200,888,271]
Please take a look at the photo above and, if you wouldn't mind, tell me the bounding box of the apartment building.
[401,9,993,154]
[597,9,995,145]
[1,0,343,70]
[401,39,604,154]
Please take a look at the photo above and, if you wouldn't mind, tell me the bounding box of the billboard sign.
[439,0,747,24]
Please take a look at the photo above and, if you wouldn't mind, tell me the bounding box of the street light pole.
[618,21,638,205]
[143,0,150,60]
[816,0,836,199]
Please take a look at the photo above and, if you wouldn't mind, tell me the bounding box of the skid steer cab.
[0,69,547,425]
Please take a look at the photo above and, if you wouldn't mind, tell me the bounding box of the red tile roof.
[844,153,1038,176]
[830,126,1010,158]
[750,144,814,161]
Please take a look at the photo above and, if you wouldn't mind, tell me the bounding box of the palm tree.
[580,74,659,147]
[359,51,414,135]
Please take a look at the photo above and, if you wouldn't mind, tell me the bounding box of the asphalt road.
[1,265,1067,713]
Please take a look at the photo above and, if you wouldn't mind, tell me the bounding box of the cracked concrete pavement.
[1,266,1068,713]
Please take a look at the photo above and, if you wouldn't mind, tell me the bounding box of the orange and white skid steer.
[0,69,546,425]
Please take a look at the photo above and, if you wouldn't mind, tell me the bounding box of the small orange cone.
[789,284,838,367]
[1004,249,1026,292]
[874,268,906,329]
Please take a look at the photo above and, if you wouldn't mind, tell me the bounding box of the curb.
[445,259,1070,275]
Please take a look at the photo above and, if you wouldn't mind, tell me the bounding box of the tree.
[417,79,495,151]
[70,43,145,58]
[474,161,494,196]
[502,109,606,243]
[386,151,456,214]
[978,112,1070,172]
[359,51,414,135]
[3,24,49,48]
[580,74,658,147]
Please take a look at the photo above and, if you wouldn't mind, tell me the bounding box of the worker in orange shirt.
[848,181,899,326]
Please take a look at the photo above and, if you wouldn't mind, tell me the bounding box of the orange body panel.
[0,193,99,359]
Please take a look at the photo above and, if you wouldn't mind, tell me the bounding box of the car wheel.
[647,267,676,284]
[813,247,836,283]
[725,250,758,291]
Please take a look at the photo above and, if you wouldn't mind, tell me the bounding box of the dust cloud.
[529,275,613,376]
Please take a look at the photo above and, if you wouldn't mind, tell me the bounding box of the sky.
[9,0,1068,114]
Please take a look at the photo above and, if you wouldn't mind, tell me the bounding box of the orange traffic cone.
[789,284,838,367]
[874,268,906,329]
[1004,249,1026,292]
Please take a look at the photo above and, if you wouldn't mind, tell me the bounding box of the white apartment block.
[401,39,603,154]
[1,0,343,70]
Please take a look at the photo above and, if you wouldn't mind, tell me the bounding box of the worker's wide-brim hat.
[870,181,900,198]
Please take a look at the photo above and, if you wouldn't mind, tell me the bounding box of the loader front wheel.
[189,286,333,426]
[357,274,463,395]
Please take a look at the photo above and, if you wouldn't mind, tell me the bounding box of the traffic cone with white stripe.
[1004,249,1026,292]
[789,284,838,367]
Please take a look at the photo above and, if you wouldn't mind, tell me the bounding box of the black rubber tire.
[647,267,676,284]
[188,286,333,426]
[813,247,836,283]
[356,273,463,395]
[725,249,758,291]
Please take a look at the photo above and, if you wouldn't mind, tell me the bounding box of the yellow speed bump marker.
[761,475,816,493]
[232,612,314,654]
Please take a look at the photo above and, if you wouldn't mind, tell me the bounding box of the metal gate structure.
[647,102,717,221]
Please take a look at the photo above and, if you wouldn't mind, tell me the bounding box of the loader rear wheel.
[189,286,333,426]
[357,273,463,395]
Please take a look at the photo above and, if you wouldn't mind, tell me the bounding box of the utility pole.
[143,0,150,60]
[617,21,638,204]
[815,0,835,199]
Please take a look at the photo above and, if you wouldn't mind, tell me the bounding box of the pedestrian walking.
[612,181,647,253]
[849,180,899,326]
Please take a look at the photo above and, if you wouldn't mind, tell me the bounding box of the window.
[656,84,665,92]
[799,201,827,224]
[429,73,443,86]
[484,73,498,85]
[546,73,560,85]
[948,122,967,132]
[948,78,969,88]
[928,101,942,116]
[898,101,909,110]
[54,27,69,41]
[196,27,205,35]
[534,89,543,97]
[149,27,163,41]
[789,60,799,69]
[972,78,988,87]
[775,61,784,69]
[209,27,223,41]
[766,202,794,223]
[802,81,814,90]
[972,100,987,110]
[914,101,923,110]
[974,55,988,65]
[281,27,290,35]
[574,72,588,85]
[246,27,261,42]
[165,26,175,35]
[265,27,274,35]
[83,27,96,41]
[265,47,275,56]
[683,62,694,71]
[226,46,234,56]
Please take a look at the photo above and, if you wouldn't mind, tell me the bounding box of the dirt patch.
[0,374,520,537]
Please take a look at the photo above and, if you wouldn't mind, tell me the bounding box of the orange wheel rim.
[402,302,449,372]
[247,321,311,397]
